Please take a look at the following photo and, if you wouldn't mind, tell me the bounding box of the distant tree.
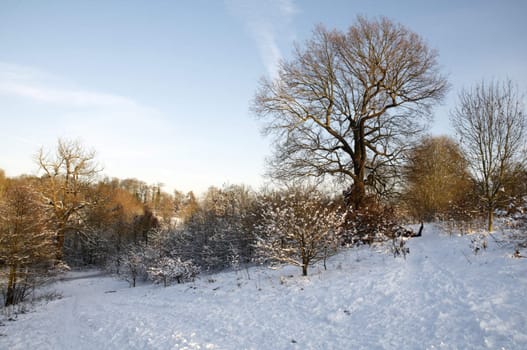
[132,207,159,246]
[182,185,257,270]
[500,163,527,212]
[179,191,199,222]
[402,136,473,222]
[173,190,185,213]
[119,178,150,204]
[75,182,144,268]
[156,191,175,228]
[119,244,147,287]
[36,138,101,260]
[255,188,342,276]
[0,180,56,306]
[451,80,526,231]
[254,16,448,208]
[0,169,6,194]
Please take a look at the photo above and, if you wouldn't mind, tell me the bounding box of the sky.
[1,0,526,195]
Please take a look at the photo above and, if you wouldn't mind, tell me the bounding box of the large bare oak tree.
[451,79,526,232]
[253,16,448,208]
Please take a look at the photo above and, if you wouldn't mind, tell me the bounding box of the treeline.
[1,133,527,306]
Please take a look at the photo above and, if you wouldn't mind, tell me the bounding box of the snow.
[2,224,527,349]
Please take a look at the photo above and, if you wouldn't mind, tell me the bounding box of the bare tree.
[36,139,101,260]
[451,80,526,231]
[253,16,448,208]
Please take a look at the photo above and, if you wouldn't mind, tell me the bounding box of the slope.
[2,224,526,349]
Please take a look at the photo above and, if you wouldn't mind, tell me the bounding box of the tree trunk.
[487,207,494,232]
[351,125,367,210]
[301,249,309,276]
[5,265,17,306]
[56,230,65,261]
[351,180,366,210]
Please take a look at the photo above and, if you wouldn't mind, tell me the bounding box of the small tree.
[255,188,342,276]
[402,135,473,222]
[119,245,147,287]
[451,80,526,231]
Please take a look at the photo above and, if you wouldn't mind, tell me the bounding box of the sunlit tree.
[451,80,526,231]
[254,16,448,208]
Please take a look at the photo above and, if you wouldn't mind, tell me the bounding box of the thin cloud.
[0,61,175,184]
[276,0,298,16]
[226,0,297,78]
[0,82,136,108]
[0,62,146,110]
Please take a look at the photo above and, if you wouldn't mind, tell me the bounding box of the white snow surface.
[2,224,527,349]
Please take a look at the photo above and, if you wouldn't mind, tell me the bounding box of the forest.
[1,16,526,310]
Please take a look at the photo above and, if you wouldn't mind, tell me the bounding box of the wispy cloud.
[0,62,145,109]
[226,0,297,78]
[0,61,174,182]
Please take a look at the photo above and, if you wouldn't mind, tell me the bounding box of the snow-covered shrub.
[254,187,342,276]
[148,257,200,287]
[391,236,410,259]
[469,234,488,255]
[499,197,527,249]
[119,245,148,287]
[441,191,485,236]
[340,196,410,246]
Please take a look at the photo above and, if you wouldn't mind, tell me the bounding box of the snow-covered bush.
[340,197,409,246]
[254,187,342,276]
[469,234,488,255]
[391,236,410,259]
[148,257,200,287]
[499,197,527,249]
[119,245,148,287]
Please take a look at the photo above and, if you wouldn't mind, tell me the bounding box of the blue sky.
[1,0,526,194]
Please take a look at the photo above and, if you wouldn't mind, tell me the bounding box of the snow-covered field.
[2,225,527,349]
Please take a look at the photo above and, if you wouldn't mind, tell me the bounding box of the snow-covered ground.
[2,224,527,349]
